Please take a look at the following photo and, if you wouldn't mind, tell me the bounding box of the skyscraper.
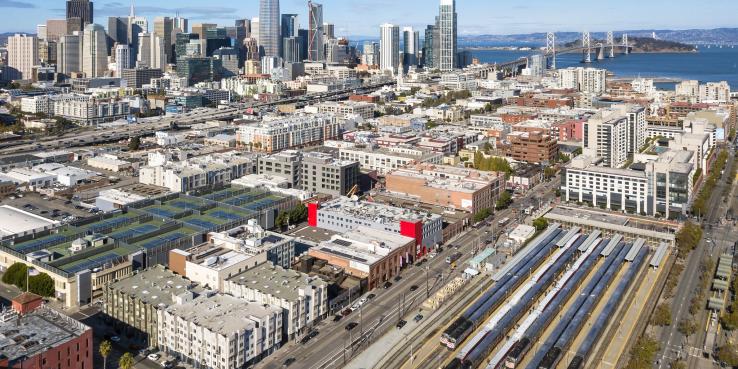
[297,29,309,61]
[7,34,38,80]
[259,0,280,57]
[402,27,419,67]
[281,14,298,59]
[81,24,108,78]
[173,16,189,33]
[242,38,260,62]
[422,25,437,68]
[154,17,174,63]
[380,24,400,74]
[323,23,335,40]
[362,42,379,66]
[57,33,80,75]
[282,37,300,63]
[108,16,130,46]
[213,47,239,77]
[438,0,457,71]
[307,1,324,61]
[251,18,260,44]
[114,44,132,77]
[66,0,93,34]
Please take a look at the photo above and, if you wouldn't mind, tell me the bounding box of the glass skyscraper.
[438,0,457,71]
[308,1,324,61]
[259,0,280,57]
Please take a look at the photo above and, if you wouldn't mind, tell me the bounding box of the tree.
[473,208,492,223]
[670,360,686,369]
[288,203,308,223]
[275,212,289,229]
[119,352,135,369]
[716,344,738,367]
[496,191,513,210]
[544,167,557,179]
[624,334,660,369]
[99,340,112,369]
[678,319,697,337]
[128,136,141,151]
[532,218,548,231]
[2,262,27,289]
[28,273,54,297]
[651,303,672,326]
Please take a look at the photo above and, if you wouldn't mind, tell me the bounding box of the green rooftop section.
[130,226,199,250]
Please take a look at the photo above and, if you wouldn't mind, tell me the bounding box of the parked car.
[383,281,393,289]
[333,315,343,322]
[394,275,402,282]
[396,320,407,329]
[147,353,160,361]
[414,314,424,323]
[110,336,120,342]
[366,293,376,300]
[345,322,359,331]
[409,285,418,292]
[283,358,296,367]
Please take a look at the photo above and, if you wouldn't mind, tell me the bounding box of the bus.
[498,217,510,227]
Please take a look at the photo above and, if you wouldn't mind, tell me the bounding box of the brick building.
[502,131,558,164]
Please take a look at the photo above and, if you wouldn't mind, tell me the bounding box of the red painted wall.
[308,203,319,227]
[3,329,93,369]
[400,220,424,258]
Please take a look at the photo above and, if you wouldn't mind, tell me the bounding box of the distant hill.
[563,37,697,53]
[0,32,36,46]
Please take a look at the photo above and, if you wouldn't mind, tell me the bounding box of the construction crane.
[346,184,359,198]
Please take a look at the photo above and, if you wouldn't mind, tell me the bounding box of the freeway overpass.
[0,80,395,156]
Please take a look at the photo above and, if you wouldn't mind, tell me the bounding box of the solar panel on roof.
[333,239,353,247]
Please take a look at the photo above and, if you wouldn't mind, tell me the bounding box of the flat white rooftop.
[0,205,59,237]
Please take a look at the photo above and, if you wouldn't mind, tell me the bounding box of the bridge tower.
[622,34,629,54]
[607,31,615,58]
[546,32,556,69]
[597,43,605,60]
[582,31,592,63]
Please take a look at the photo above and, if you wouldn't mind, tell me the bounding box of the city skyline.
[1,0,738,36]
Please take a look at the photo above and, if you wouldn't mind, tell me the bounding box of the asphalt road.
[656,145,736,369]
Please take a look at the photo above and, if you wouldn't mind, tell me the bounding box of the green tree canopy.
[532,218,548,231]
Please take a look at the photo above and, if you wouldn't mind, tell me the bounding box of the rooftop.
[107,265,201,308]
[388,163,501,193]
[318,197,442,224]
[0,306,90,361]
[227,263,326,301]
[162,294,281,335]
[315,227,414,266]
[0,205,59,238]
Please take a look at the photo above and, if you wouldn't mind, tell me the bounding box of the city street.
[656,145,737,369]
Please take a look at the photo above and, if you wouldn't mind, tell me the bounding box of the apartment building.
[583,104,647,168]
[223,263,328,340]
[157,294,283,368]
[502,131,558,164]
[315,101,375,120]
[301,152,359,196]
[207,219,296,269]
[558,67,607,95]
[237,114,340,153]
[104,265,202,348]
[561,150,695,218]
[52,95,130,125]
[257,150,302,189]
[139,152,255,193]
[338,145,443,175]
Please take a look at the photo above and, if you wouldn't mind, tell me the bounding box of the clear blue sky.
[1,0,737,36]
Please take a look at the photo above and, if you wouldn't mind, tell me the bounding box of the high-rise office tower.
[242,37,260,62]
[203,28,229,57]
[46,20,67,42]
[380,24,400,74]
[57,33,80,75]
[114,44,132,77]
[36,25,47,41]
[173,15,188,33]
[362,42,379,66]
[437,0,457,71]
[81,24,108,78]
[282,37,300,63]
[175,33,198,59]
[7,34,39,80]
[259,0,280,57]
[66,0,93,34]
[280,14,298,59]
[154,17,174,63]
[235,19,251,37]
[281,14,298,38]
[108,17,130,46]
[307,1,324,61]
[213,47,239,77]
[251,18,260,44]
[323,23,335,40]
[192,23,217,42]
[297,29,309,61]
[423,24,437,68]
[402,27,419,67]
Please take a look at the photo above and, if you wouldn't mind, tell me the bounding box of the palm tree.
[99,340,112,369]
[119,352,135,369]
